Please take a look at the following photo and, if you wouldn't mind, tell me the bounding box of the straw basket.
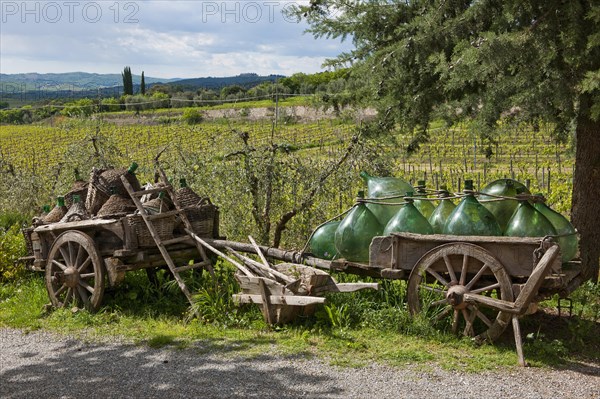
[127,214,175,247]
[97,195,137,217]
[43,205,68,224]
[86,168,142,215]
[182,198,219,238]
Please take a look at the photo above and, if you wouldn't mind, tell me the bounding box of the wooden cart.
[24,169,216,313]
[209,232,583,366]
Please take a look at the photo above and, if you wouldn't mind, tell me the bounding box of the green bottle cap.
[72,194,80,203]
[158,191,165,199]
[357,190,365,199]
[127,162,139,174]
[464,180,474,191]
[417,180,426,187]
[57,196,65,207]
[179,178,188,188]
[43,205,51,213]
[74,168,82,181]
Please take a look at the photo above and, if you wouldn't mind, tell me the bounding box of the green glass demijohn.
[334,191,383,263]
[309,220,340,260]
[505,189,557,239]
[532,194,578,262]
[480,178,531,232]
[383,192,433,235]
[359,171,414,227]
[428,186,456,234]
[443,180,502,236]
[413,180,436,219]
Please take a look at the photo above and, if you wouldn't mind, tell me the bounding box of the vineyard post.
[547,168,551,194]
[473,135,477,170]
[542,167,545,189]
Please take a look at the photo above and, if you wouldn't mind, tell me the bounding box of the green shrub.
[0,224,27,282]
[182,108,204,125]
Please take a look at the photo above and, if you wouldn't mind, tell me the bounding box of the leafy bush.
[0,224,27,282]
[182,108,204,125]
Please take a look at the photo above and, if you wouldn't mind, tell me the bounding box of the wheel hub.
[63,266,80,288]
[446,285,468,309]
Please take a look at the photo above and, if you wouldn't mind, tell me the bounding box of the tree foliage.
[140,71,146,95]
[295,0,600,280]
[122,66,133,96]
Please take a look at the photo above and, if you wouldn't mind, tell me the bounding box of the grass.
[1,270,598,372]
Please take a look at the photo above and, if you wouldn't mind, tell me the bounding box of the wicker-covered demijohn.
[97,194,137,217]
[181,198,220,238]
[86,166,142,215]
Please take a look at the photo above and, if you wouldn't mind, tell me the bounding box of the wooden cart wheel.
[407,243,514,343]
[45,231,105,312]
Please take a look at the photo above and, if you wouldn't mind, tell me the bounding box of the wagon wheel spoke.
[433,305,453,323]
[79,280,95,295]
[470,282,501,295]
[55,283,67,297]
[459,254,469,285]
[465,263,489,291]
[432,298,448,307]
[68,241,76,267]
[426,268,449,287]
[462,308,476,337]
[77,257,92,273]
[75,243,86,269]
[475,309,493,328]
[451,309,460,333]
[79,273,96,279]
[59,246,71,267]
[77,286,90,307]
[64,287,74,306]
[52,259,67,271]
[421,285,446,294]
[443,255,458,284]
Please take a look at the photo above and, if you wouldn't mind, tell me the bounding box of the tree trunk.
[571,94,600,282]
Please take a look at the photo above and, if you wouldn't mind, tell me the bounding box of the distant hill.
[0,72,176,91]
[164,73,285,91]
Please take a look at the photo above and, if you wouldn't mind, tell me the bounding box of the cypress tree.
[122,66,133,96]
[140,71,146,95]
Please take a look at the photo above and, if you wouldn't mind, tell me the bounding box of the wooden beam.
[232,294,326,306]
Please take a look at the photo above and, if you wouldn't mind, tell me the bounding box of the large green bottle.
[428,187,456,234]
[334,191,383,263]
[413,180,436,219]
[532,194,578,262]
[443,180,502,236]
[309,220,340,260]
[384,192,433,235]
[360,171,413,227]
[480,178,531,232]
[505,190,556,239]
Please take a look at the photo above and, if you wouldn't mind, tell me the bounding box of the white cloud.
[0,0,352,78]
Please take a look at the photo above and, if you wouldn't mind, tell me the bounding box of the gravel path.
[1,328,598,399]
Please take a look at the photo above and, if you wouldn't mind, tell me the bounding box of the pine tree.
[121,66,133,96]
[140,71,146,95]
[295,0,600,281]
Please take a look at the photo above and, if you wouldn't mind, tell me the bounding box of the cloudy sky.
[1,0,352,78]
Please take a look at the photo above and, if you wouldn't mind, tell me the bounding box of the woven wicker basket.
[175,187,202,208]
[86,168,142,215]
[97,194,137,217]
[43,205,68,224]
[127,214,175,247]
[182,198,219,237]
